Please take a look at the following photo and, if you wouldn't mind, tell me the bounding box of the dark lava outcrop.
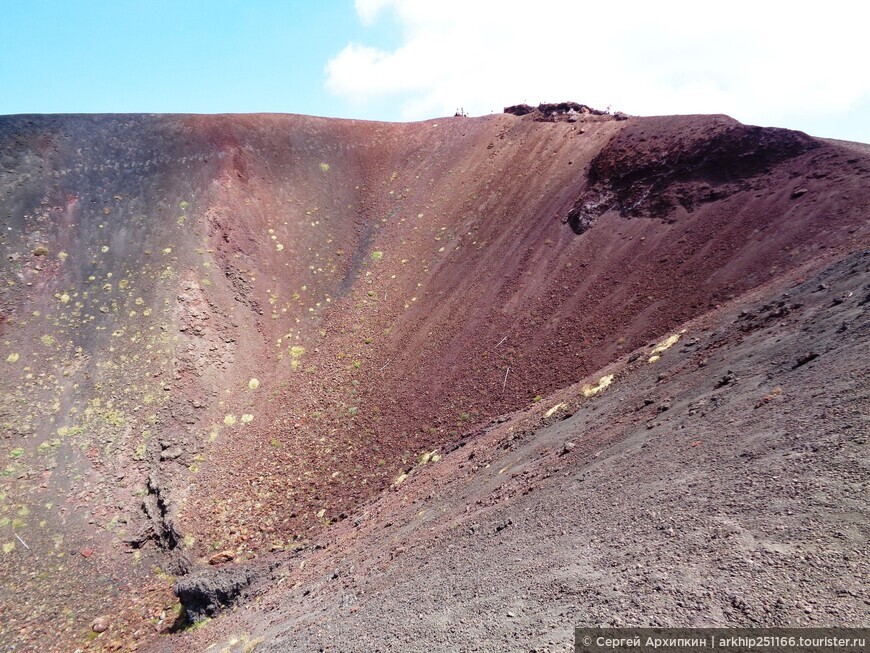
[564,116,820,232]
[174,566,260,623]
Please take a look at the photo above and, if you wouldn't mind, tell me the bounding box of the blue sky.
[1,1,868,143]
[0,0,400,119]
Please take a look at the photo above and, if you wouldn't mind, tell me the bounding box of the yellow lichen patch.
[59,293,70,304]
[393,472,408,486]
[243,636,265,652]
[6,353,19,364]
[418,450,439,466]
[224,414,237,426]
[319,162,330,172]
[544,402,568,418]
[100,245,109,253]
[648,330,685,363]
[582,374,614,398]
[289,345,305,371]
[248,378,260,390]
[240,414,253,424]
[2,542,14,554]
[276,243,284,251]
[57,251,68,261]
[162,247,172,255]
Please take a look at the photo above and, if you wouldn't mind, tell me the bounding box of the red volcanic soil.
[166,245,870,653]
[0,109,868,651]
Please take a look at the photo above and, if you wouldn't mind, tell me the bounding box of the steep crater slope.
[0,111,868,650]
[168,245,870,653]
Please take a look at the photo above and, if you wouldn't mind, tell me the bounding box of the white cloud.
[326,0,870,139]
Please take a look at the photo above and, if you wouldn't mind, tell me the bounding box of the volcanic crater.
[0,106,868,652]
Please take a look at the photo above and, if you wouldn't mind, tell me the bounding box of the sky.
[1,0,868,143]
